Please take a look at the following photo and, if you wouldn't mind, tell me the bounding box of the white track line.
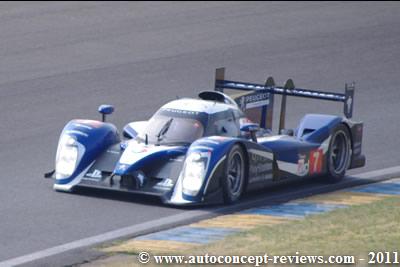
[1,165,400,267]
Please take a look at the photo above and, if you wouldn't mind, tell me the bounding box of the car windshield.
[137,113,205,145]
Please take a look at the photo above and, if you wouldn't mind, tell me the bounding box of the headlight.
[182,152,210,196]
[55,135,78,179]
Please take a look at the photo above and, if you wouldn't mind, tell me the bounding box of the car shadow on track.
[68,175,365,212]
[73,187,167,207]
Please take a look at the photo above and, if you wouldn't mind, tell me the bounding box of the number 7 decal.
[309,149,323,174]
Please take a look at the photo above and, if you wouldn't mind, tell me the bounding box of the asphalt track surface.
[0,2,399,264]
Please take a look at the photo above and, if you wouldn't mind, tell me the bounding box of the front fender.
[170,136,240,204]
[54,119,120,189]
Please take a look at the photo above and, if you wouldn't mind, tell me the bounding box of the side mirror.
[98,104,114,122]
[280,128,294,136]
[123,125,137,139]
[240,123,259,142]
[240,123,259,133]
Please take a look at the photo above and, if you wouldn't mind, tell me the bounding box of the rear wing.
[214,67,355,132]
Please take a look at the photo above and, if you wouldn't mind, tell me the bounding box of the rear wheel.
[222,145,246,204]
[327,124,351,182]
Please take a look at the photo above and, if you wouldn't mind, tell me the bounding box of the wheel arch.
[234,141,250,191]
[340,121,354,154]
[326,122,352,182]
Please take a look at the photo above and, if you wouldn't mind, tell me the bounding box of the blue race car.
[45,68,365,205]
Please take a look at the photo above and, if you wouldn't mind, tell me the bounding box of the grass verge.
[85,196,400,266]
[194,197,400,261]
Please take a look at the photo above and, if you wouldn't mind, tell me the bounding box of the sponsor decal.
[224,81,345,101]
[106,149,120,155]
[297,154,309,176]
[154,178,174,190]
[85,169,102,179]
[236,90,269,110]
[163,108,199,116]
[225,82,265,90]
[249,151,273,182]
[309,149,323,174]
[249,163,273,182]
[251,153,267,162]
[248,149,273,160]
[297,149,323,176]
[169,158,184,162]
[273,87,344,101]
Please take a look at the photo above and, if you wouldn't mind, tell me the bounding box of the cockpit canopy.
[135,97,244,145]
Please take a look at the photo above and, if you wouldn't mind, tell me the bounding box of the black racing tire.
[327,124,352,182]
[222,144,246,204]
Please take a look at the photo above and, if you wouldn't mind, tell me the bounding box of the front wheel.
[222,144,246,204]
[327,124,352,182]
